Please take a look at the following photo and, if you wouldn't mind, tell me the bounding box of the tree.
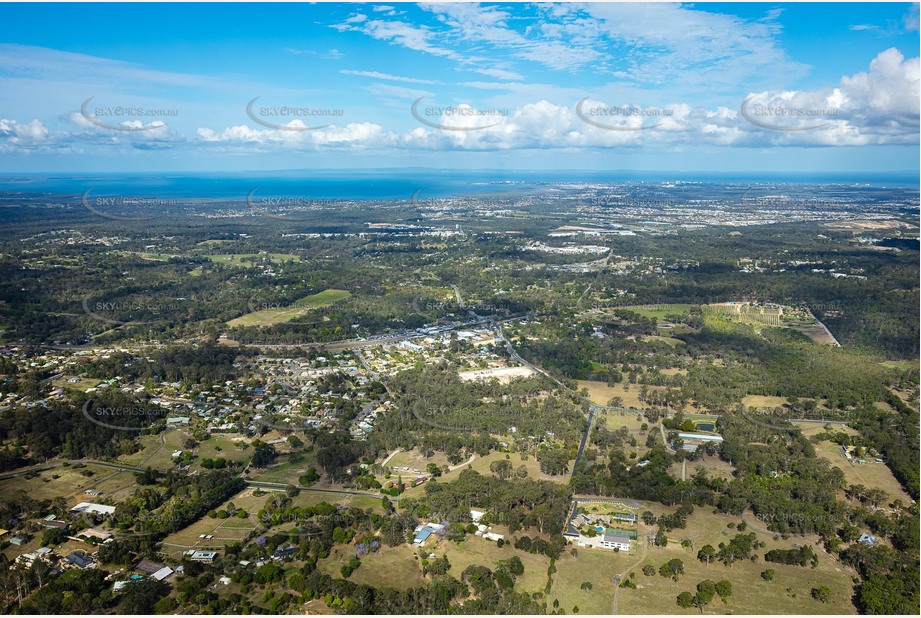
[423,555,451,577]
[659,558,684,582]
[696,580,715,606]
[489,459,513,480]
[250,442,277,468]
[715,580,732,602]
[537,448,570,475]
[697,544,716,566]
[760,569,775,581]
[642,565,656,577]
[580,581,593,591]
[677,592,695,609]
[811,586,830,603]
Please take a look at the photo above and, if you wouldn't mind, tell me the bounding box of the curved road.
[611,533,649,615]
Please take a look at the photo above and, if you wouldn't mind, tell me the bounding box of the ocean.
[0,169,916,201]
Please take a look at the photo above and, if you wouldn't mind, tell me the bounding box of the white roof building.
[70,502,116,515]
[151,567,174,581]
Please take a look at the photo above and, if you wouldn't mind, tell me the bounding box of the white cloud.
[2,48,914,156]
[905,4,919,31]
[194,49,919,152]
[340,69,439,84]
[366,82,433,100]
[470,67,525,81]
[0,118,50,143]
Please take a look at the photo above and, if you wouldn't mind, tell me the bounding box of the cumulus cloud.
[0,118,50,143]
[2,49,915,156]
[192,49,917,152]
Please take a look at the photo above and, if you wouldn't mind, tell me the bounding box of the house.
[612,513,637,523]
[80,528,113,541]
[599,531,631,551]
[677,433,723,443]
[166,417,190,425]
[70,502,116,516]
[41,519,69,530]
[65,552,93,569]
[9,537,26,546]
[16,548,53,567]
[483,532,504,542]
[470,510,485,524]
[151,567,173,581]
[219,576,232,585]
[272,546,296,561]
[857,534,878,546]
[188,550,218,562]
[413,527,435,546]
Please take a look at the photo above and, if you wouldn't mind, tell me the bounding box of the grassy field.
[616,507,858,614]
[117,429,187,468]
[160,488,269,557]
[577,380,648,409]
[206,253,300,266]
[291,490,383,512]
[741,395,789,408]
[618,304,697,320]
[0,463,136,502]
[440,533,551,593]
[385,449,451,475]
[319,543,428,590]
[227,289,351,327]
[594,407,649,430]
[808,436,911,504]
[643,335,686,347]
[314,524,558,596]
[668,455,736,482]
[551,548,638,614]
[194,434,253,464]
[396,450,563,500]
[248,453,314,485]
[880,359,919,371]
[52,376,102,392]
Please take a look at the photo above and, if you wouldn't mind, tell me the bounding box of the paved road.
[659,422,676,453]
[451,284,465,310]
[570,409,595,477]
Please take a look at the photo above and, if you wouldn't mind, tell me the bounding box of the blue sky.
[0,2,918,173]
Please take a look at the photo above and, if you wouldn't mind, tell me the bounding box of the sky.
[0,1,918,174]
